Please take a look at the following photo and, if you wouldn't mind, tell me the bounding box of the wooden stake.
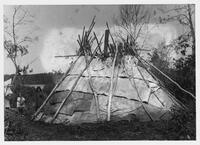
[131,78,153,121]
[82,30,101,121]
[135,64,165,107]
[50,44,100,123]
[87,16,96,37]
[138,55,195,100]
[51,66,89,122]
[123,64,153,121]
[85,62,100,121]
[93,32,103,55]
[104,29,109,57]
[107,44,118,121]
[55,54,79,58]
[31,55,81,120]
[134,55,188,110]
[106,22,116,48]
[50,57,94,123]
[86,62,100,120]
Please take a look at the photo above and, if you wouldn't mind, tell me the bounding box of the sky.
[3,5,187,74]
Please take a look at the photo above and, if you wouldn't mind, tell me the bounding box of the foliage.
[169,33,193,56]
[158,5,194,25]
[4,6,37,78]
[173,55,195,95]
[169,106,196,139]
[151,5,195,103]
[158,4,195,56]
[150,34,195,104]
[114,5,151,50]
[150,40,173,71]
[4,40,28,57]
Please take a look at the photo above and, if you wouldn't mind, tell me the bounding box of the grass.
[4,107,195,141]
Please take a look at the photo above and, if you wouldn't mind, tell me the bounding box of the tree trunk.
[11,65,19,88]
[187,4,195,57]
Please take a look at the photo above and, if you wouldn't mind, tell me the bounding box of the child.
[17,93,25,114]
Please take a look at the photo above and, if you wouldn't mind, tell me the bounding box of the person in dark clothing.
[35,87,45,111]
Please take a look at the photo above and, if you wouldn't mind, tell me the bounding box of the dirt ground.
[4,108,196,141]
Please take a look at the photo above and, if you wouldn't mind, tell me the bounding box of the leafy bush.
[170,106,196,139]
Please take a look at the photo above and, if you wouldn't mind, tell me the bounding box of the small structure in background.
[14,73,63,89]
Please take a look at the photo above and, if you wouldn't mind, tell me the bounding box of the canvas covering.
[38,56,179,124]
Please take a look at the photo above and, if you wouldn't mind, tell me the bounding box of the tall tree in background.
[150,4,196,98]
[4,6,36,84]
[114,5,152,50]
[159,4,195,57]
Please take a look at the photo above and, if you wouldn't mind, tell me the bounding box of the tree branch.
[159,5,187,14]
[17,37,32,45]
[4,30,13,38]
[14,10,28,26]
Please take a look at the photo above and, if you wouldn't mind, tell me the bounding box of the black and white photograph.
[2,1,198,142]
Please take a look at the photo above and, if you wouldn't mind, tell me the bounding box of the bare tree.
[158,4,195,57]
[114,5,152,51]
[4,5,36,84]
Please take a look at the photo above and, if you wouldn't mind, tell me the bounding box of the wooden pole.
[135,64,165,107]
[123,64,153,121]
[55,54,79,58]
[138,55,195,100]
[104,29,109,57]
[87,16,96,37]
[82,30,101,121]
[50,44,100,123]
[50,57,94,123]
[134,55,188,110]
[107,44,118,121]
[85,61,100,120]
[31,55,81,120]
[130,77,153,121]
[113,65,120,96]
[93,32,103,55]
[106,22,116,48]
